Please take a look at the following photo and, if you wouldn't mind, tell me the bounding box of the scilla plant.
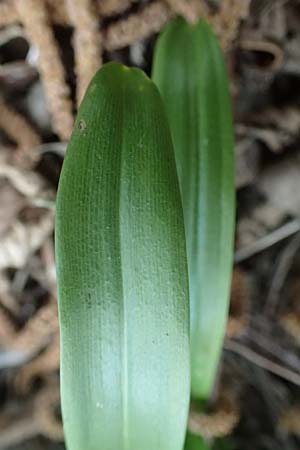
[55,17,234,450]
[153,17,235,449]
[55,63,190,450]
[153,18,235,402]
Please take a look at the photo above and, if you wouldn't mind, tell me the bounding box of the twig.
[188,389,240,438]
[224,339,300,386]
[98,0,132,16]
[213,0,251,49]
[0,273,20,315]
[0,0,18,27]
[15,0,74,140]
[33,141,67,157]
[252,0,289,19]
[0,210,54,270]
[0,307,15,345]
[104,1,172,51]
[16,331,59,393]
[45,0,69,25]
[0,146,52,201]
[279,406,300,436]
[0,378,62,448]
[246,326,300,372]
[0,418,40,450]
[13,297,58,351]
[0,96,41,163]
[239,39,284,71]
[226,268,249,338]
[0,0,133,27]
[65,0,103,106]
[280,312,300,342]
[163,0,199,23]
[265,232,300,316]
[0,349,34,370]
[234,219,300,263]
[34,379,63,441]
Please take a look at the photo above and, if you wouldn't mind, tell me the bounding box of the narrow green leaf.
[184,433,234,450]
[55,62,190,450]
[152,18,235,400]
[212,439,235,450]
[185,432,211,450]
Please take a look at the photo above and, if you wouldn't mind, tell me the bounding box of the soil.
[1,1,300,449]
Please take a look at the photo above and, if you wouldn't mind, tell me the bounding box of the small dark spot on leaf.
[78,119,87,132]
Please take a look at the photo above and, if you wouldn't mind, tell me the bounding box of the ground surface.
[1,1,300,449]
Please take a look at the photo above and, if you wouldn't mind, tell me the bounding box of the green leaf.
[212,439,235,450]
[152,18,235,400]
[55,62,190,450]
[185,432,211,450]
[184,433,235,450]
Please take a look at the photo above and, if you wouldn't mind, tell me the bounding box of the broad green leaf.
[185,431,211,450]
[55,62,190,450]
[152,18,235,400]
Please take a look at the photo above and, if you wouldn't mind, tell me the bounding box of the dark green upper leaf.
[55,62,190,450]
[153,19,235,401]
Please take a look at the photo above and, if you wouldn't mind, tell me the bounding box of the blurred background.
[0,0,300,449]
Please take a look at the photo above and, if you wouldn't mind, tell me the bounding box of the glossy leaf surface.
[55,62,190,450]
[153,18,235,400]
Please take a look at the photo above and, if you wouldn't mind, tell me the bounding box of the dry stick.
[163,0,199,23]
[11,300,59,389]
[188,390,240,438]
[14,0,74,141]
[33,141,67,160]
[41,237,57,294]
[224,339,300,386]
[65,0,103,106]
[280,312,300,342]
[239,39,284,71]
[49,0,128,25]
[0,161,52,201]
[13,297,58,350]
[0,0,134,28]
[0,307,15,345]
[280,406,300,436]
[253,0,289,19]
[104,1,173,51]
[35,383,63,441]
[0,272,20,315]
[213,0,251,49]
[98,0,132,16]
[234,219,300,263]
[0,24,26,49]
[0,0,18,27]
[0,96,41,162]
[0,349,33,370]
[0,145,53,204]
[0,382,62,449]
[47,0,133,23]
[0,0,249,142]
[226,268,249,338]
[265,232,300,316]
[0,418,40,450]
[44,0,69,25]
[0,210,54,270]
[17,332,60,393]
[246,327,300,372]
